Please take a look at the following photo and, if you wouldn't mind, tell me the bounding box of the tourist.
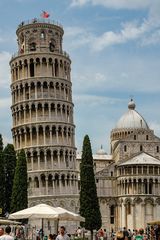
[123,227,129,240]
[103,229,107,240]
[0,226,14,240]
[155,225,160,240]
[98,229,104,240]
[133,229,138,240]
[56,226,70,240]
[49,233,57,240]
[134,229,144,240]
[150,226,155,240]
[0,228,4,237]
[76,227,82,238]
[116,230,124,240]
[128,229,133,240]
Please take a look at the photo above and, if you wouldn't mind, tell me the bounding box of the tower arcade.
[10,19,79,210]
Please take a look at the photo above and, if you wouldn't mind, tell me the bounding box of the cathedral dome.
[96,145,107,155]
[115,99,149,129]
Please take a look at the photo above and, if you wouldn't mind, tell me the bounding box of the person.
[123,227,129,240]
[49,234,57,240]
[56,226,70,240]
[49,234,54,240]
[128,229,133,240]
[116,230,124,240]
[135,229,144,240]
[0,228,4,237]
[104,229,107,240]
[76,227,82,238]
[0,226,14,240]
[133,230,138,240]
[155,225,160,240]
[98,229,104,240]
[150,226,155,240]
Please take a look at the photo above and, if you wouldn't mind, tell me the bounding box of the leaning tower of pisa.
[10,18,79,212]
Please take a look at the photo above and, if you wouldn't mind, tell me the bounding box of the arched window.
[144,179,148,194]
[157,146,159,153]
[34,177,39,188]
[124,145,127,152]
[61,175,65,187]
[49,39,56,52]
[30,62,34,77]
[41,31,45,39]
[41,175,45,187]
[149,180,153,194]
[48,175,53,187]
[127,202,131,214]
[140,145,143,151]
[29,42,36,51]
[110,205,115,224]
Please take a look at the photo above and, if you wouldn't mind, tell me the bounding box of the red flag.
[41,11,50,18]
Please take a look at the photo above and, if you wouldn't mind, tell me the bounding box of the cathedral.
[10,18,160,233]
[79,99,160,231]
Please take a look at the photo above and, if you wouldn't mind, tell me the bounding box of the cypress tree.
[80,135,102,240]
[11,149,28,213]
[0,134,5,216]
[3,144,16,214]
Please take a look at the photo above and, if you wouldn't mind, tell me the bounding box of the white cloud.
[91,18,156,51]
[3,135,13,146]
[68,1,160,51]
[149,121,160,137]
[70,0,90,7]
[73,71,108,93]
[70,0,151,9]
[0,51,12,88]
[65,26,85,37]
[0,97,12,109]
[64,26,93,49]
[74,94,123,106]
[65,16,159,52]
[141,30,160,46]
[72,53,160,94]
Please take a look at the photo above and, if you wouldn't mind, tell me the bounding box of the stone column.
[49,103,51,120]
[141,203,145,229]
[46,176,48,195]
[30,128,33,146]
[24,129,27,146]
[35,82,37,99]
[132,203,135,229]
[51,151,53,169]
[44,152,47,169]
[37,153,40,170]
[57,151,60,168]
[56,128,59,144]
[44,126,46,145]
[31,152,33,171]
[49,127,52,145]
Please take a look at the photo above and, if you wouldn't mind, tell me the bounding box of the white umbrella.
[9,204,85,234]
[8,204,81,220]
[55,207,85,222]
[0,218,21,225]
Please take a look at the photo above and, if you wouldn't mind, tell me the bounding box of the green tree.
[0,134,5,215]
[11,149,28,213]
[80,135,102,240]
[3,144,16,214]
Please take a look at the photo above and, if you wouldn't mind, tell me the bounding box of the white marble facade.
[10,19,79,217]
[93,99,160,232]
[10,19,160,234]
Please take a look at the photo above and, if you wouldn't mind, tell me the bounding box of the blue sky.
[0,0,160,153]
